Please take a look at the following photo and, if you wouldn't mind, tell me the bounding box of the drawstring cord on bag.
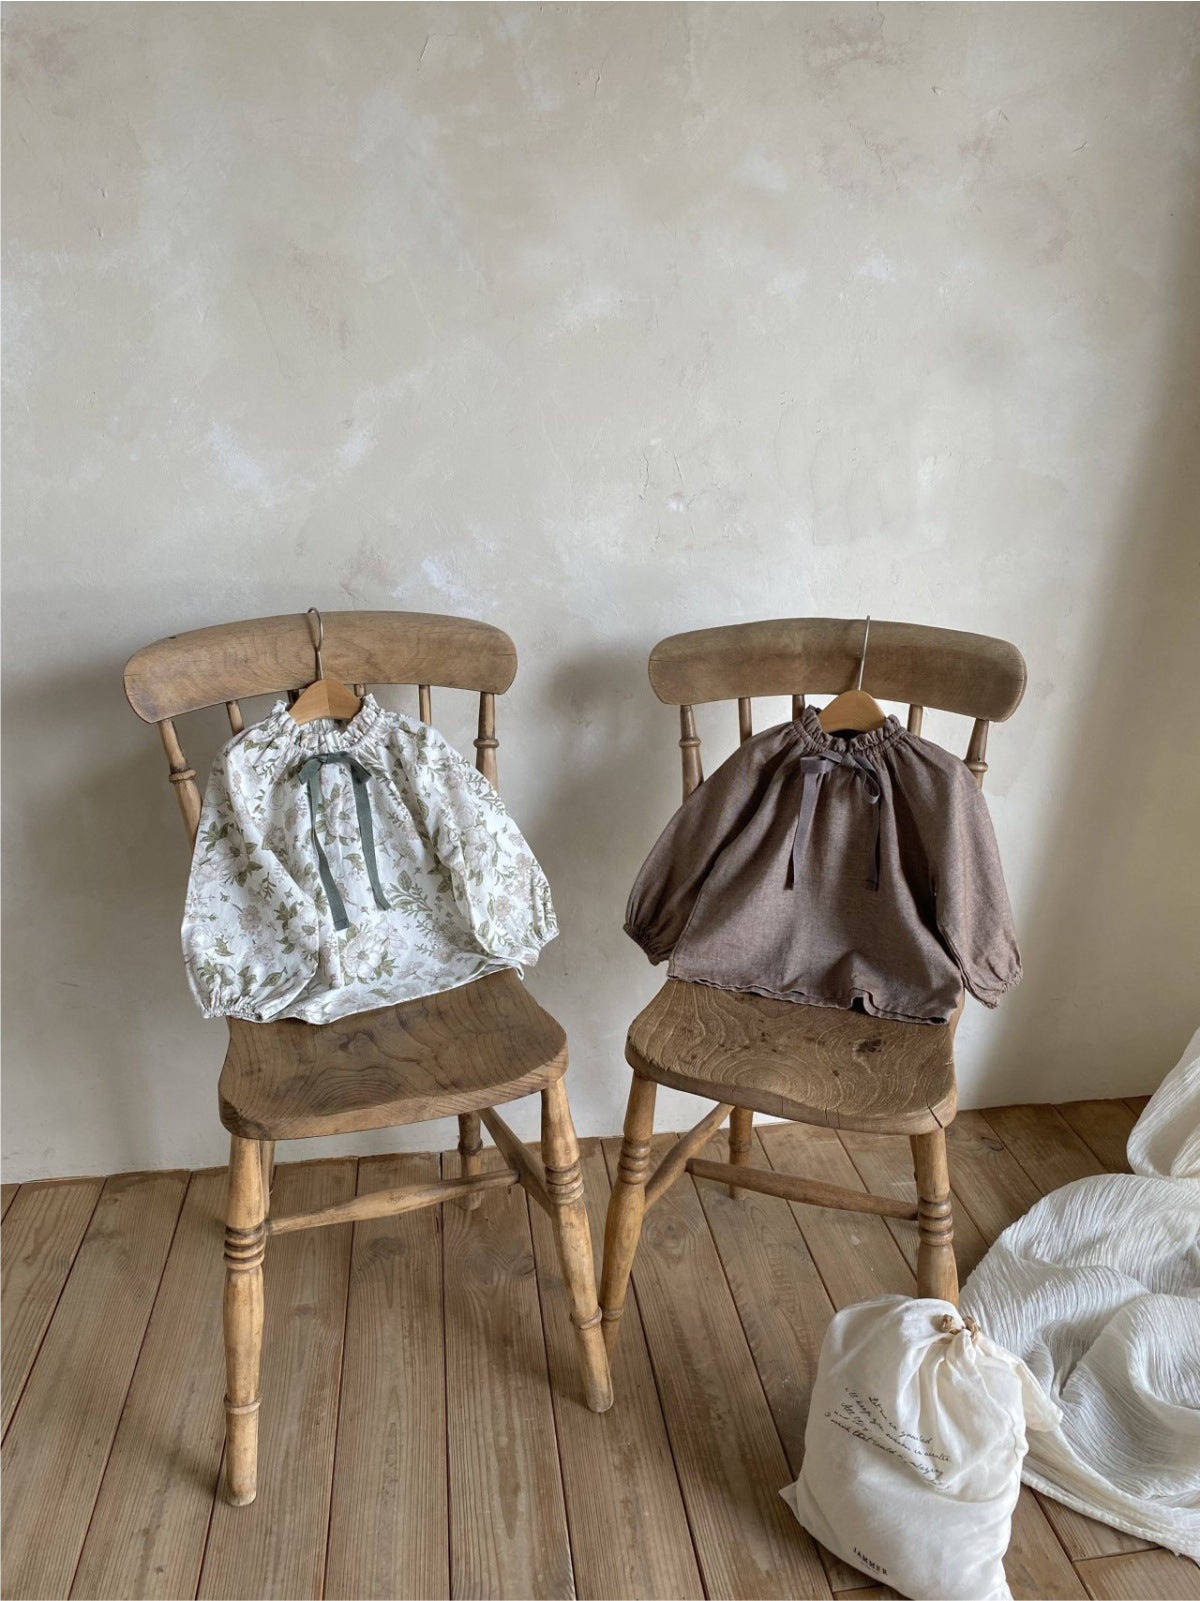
[298,752,389,933]
[938,1312,981,1343]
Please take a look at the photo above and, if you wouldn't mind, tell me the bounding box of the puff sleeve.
[921,764,1022,1007]
[398,722,557,966]
[181,742,320,1022]
[624,734,778,965]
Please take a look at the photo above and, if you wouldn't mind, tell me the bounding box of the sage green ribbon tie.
[298,753,389,932]
[792,750,883,892]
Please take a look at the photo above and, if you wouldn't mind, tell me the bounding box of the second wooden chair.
[600,617,1026,1352]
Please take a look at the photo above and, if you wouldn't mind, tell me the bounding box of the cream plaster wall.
[3,3,1198,1181]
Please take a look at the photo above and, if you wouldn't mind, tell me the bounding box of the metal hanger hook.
[855,615,871,691]
[307,607,325,680]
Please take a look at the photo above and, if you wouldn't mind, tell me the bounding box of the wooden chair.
[124,610,612,1507]
[600,617,1026,1351]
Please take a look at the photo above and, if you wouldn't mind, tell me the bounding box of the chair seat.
[626,979,956,1135]
[218,970,567,1141]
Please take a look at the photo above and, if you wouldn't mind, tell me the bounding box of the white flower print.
[181,696,557,1023]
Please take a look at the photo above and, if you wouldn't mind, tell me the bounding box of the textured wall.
[4,3,1199,1181]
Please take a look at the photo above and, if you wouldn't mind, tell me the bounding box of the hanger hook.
[307,607,325,680]
[855,615,871,691]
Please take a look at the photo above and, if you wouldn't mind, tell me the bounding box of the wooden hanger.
[818,616,887,734]
[289,608,363,725]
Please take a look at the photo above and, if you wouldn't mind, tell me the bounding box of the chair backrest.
[647,617,1026,799]
[124,610,518,848]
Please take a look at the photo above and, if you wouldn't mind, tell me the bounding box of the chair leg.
[259,1140,275,1220]
[456,1111,483,1211]
[223,1135,266,1505]
[541,1077,613,1413]
[599,1073,656,1356]
[912,1128,958,1305]
[727,1105,753,1196]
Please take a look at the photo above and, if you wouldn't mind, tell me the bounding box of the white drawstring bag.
[781,1296,1061,1601]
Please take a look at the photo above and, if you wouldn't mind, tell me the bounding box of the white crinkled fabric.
[962,1025,1200,1558]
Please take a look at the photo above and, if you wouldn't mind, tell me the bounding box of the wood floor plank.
[1124,1096,1152,1118]
[1,1171,188,1601]
[752,1124,916,1596]
[528,1138,703,1601]
[602,1135,831,1601]
[1,1185,18,1222]
[759,1120,1086,1601]
[943,1110,1043,1245]
[2,1176,104,1432]
[443,1145,573,1600]
[756,1123,914,1309]
[324,1152,449,1601]
[836,1127,991,1283]
[198,1159,357,1601]
[1055,1100,1138,1174]
[983,1104,1106,1190]
[690,1130,834,1463]
[955,1112,1150,1563]
[1076,1550,1200,1600]
[70,1169,229,1601]
[690,1129,847,1596]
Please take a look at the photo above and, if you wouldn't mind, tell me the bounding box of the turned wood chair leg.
[456,1111,483,1211]
[599,1073,656,1356]
[224,1135,266,1506]
[727,1105,753,1196]
[541,1077,613,1412]
[912,1127,958,1305]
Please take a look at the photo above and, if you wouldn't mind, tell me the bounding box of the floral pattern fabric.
[182,695,557,1024]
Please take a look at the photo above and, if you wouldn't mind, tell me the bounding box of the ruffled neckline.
[794,704,906,755]
[262,691,390,755]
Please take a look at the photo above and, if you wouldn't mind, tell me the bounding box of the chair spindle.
[226,701,245,735]
[737,698,753,744]
[679,705,703,799]
[419,684,432,724]
[966,719,989,790]
[907,705,924,736]
[475,692,499,787]
[158,718,202,848]
[791,694,806,718]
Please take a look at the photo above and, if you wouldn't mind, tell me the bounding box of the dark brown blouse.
[625,708,1020,1025]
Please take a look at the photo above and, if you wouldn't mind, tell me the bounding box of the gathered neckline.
[263,691,390,754]
[793,705,906,755]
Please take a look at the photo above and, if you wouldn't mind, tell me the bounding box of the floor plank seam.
[690,1143,838,1601]
[0,1176,106,1448]
[193,1180,229,1596]
[522,1179,580,1601]
[320,1158,361,1601]
[599,1136,714,1601]
[191,1440,224,1601]
[66,1172,191,1600]
[438,1150,454,1601]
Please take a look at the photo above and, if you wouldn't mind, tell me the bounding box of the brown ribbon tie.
[792,751,883,892]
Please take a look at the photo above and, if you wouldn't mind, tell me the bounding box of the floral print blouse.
[182,695,557,1024]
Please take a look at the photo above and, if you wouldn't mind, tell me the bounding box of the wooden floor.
[2,1097,1197,1601]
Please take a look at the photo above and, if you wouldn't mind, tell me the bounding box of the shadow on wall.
[2,628,278,1170]
[981,194,1200,1104]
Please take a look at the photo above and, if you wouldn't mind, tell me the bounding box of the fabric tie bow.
[297,752,390,932]
[792,750,883,892]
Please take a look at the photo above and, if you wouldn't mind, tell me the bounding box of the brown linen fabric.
[625,708,1020,1025]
